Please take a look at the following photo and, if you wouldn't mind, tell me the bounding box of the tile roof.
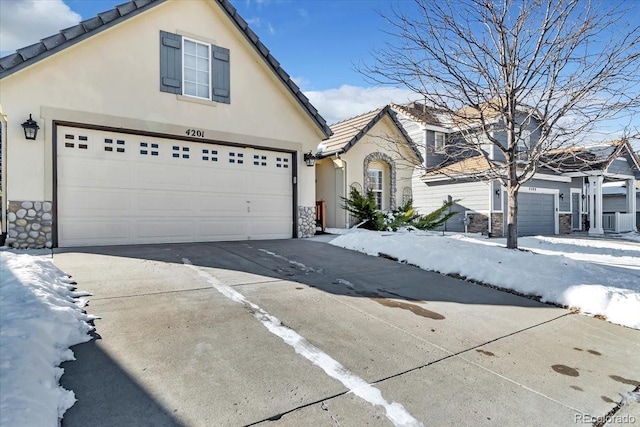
[390,102,445,127]
[319,109,383,155]
[421,155,500,180]
[317,105,421,161]
[0,0,331,138]
[452,98,542,128]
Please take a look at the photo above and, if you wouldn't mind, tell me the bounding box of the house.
[0,0,330,249]
[543,141,640,234]
[315,106,421,229]
[391,101,639,236]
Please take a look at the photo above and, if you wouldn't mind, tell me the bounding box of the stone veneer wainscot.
[5,201,53,249]
[297,206,316,238]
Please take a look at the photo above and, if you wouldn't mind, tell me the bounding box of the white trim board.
[531,173,571,183]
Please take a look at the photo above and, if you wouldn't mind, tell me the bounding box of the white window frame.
[182,37,211,101]
[434,131,446,153]
[368,169,383,210]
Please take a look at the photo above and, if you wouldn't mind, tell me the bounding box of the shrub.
[341,187,458,231]
[340,187,384,230]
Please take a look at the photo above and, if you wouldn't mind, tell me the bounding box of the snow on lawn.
[327,229,640,330]
[0,251,94,427]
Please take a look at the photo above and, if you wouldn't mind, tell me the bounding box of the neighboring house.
[544,141,640,234]
[392,101,639,236]
[0,0,330,249]
[315,106,421,229]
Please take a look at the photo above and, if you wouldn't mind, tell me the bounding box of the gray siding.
[522,178,574,212]
[487,115,542,161]
[606,158,635,176]
[492,180,503,211]
[603,194,640,213]
[425,130,448,168]
[412,172,490,231]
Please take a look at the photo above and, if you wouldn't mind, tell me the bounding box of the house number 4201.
[186,129,205,138]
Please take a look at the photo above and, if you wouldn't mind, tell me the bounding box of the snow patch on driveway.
[0,251,94,427]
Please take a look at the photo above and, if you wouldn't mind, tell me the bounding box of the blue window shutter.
[212,46,230,104]
[160,31,182,94]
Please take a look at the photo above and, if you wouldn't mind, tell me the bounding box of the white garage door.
[516,192,555,236]
[56,126,293,247]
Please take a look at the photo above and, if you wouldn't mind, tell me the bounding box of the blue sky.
[0,0,412,123]
[60,0,396,91]
[0,0,638,137]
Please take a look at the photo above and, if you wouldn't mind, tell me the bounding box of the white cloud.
[0,0,81,54]
[267,22,275,35]
[246,17,262,27]
[305,85,416,124]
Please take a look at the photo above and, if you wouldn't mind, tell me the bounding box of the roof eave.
[214,0,331,138]
[0,0,164,79]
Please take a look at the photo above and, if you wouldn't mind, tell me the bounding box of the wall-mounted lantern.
[304,151,316,167]
[21,114,40,140]
[559,193,564,200]
[495,189,501,197]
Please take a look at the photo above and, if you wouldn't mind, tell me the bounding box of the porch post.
[588,175,604,235]
[628,177,637,231]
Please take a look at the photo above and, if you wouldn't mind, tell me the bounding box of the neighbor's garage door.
[56,126,293,247]
[516,192,555,236]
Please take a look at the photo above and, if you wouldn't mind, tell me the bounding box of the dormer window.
[434,132,446,153]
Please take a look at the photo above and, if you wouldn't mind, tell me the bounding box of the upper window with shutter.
[160,31,230,104]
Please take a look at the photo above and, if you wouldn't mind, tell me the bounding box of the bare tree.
[361,0,640,248]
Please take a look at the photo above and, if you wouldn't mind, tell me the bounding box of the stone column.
[297,206,316,238]
[588,175,604,235]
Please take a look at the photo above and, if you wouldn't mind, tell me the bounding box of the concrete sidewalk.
[55,240,640,426]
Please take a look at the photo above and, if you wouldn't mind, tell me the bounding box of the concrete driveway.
[54,239,640,426]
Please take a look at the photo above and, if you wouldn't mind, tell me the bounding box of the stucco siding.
[316,114,419,229]
[343,115,418,208]
[316,158,346,229]
[0,0,322,206]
